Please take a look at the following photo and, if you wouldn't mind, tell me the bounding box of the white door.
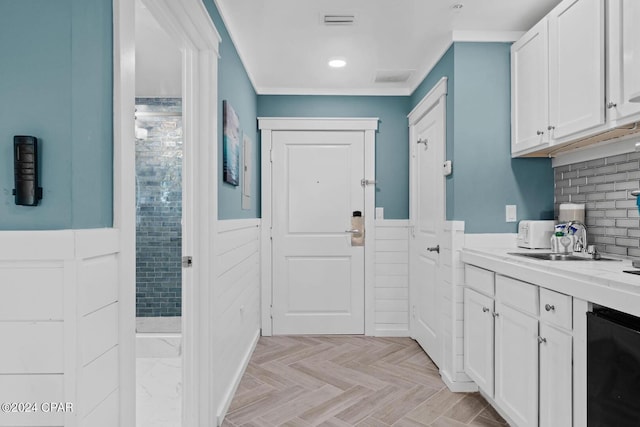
[548,0,605,139]
[271,130,365,335]
[410,99,445,367]
[463,288,495,396]
[494,302,539,427]
[607,0,640,122]
[511,18,549,155]
[539,323,573,427]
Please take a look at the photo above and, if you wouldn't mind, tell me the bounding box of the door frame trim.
[258,117,379,336]
[113,0,221,425]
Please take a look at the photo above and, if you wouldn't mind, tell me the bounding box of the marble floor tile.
[136,357,181,427]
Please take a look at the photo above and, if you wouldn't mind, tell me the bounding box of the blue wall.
[257,96,411,219]
[0,0,112,230]
[410,42,554,233]
[203,1,260,220]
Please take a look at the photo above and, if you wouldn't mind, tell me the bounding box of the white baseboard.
[216,329,260,426]
[441,369,478,393]
[374,328,410,337]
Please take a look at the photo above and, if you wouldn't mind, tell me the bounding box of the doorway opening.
[134,2,183,426]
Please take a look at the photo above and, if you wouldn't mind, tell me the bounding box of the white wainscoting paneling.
[374,220,410,336]
[214,219,261,425]
[439,222,477,392]
[0,229,120,427]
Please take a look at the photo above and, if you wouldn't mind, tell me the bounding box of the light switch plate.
[506,205,517,222]
[375,207,384,220]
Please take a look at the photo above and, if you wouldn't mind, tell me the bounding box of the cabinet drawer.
[465,265,495,296]
[496,275,538,316]
[540,288,572,330]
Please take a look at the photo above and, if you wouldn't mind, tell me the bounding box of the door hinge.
[270,226,273,240]
[182,256,193,268]
[270,149,273,163]
[412,305,416,319]
[269,304,273,319]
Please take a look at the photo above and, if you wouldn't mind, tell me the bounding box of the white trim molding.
[259,117,379,336]
[408,77,448,124]
[258,117,379,131]
[114,0,221,426]
[551,132,640,167]
[112,0,136,425]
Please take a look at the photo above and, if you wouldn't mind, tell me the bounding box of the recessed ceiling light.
[452,3,464,9]
[328,58,347,68]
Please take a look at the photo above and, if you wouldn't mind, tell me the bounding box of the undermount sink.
[508,252,621,261]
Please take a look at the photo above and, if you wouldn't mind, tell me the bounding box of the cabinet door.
[511,18,549,155]
[607,0,640,122]
[494,302,539,427]
[548,0,605,139]
[463,288,494,396]
[540,323,573,427]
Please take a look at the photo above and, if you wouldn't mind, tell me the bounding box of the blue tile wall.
[135,98,182,317]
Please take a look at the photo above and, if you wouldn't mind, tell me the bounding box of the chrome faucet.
[566,220,588,253]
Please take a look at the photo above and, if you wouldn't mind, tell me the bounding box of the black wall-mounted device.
[13,136,43,206]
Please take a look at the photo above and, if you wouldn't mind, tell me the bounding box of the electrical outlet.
[506,205,517,222]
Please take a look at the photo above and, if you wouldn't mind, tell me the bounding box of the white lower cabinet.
[539,323,573,427]
[495,302,539,427]
[463,266,574,427]
[463,288,494,395]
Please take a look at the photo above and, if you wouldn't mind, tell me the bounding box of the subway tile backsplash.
[554,151,640,257]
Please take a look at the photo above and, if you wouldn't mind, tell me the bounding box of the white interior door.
[410,99,445,367]
[271,130,365,335]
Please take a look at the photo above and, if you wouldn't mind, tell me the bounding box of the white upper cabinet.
[548,0,605,140]
[607,0,640,123]
[511,18,550,156]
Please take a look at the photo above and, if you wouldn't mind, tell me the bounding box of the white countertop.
[461,246,640,317]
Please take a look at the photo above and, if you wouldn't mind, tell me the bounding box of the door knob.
[482,307,490,313]
[538,336,547,344]
[427,245,440,253]
[537,130,544,135]
[544,304,555,312]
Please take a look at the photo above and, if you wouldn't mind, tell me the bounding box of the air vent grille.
[374,70,415,83]
[323,14,355,25]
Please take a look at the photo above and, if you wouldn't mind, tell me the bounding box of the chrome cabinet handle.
[482,307,490,313]
[548,125,555,131]
[607,101,617,109]
[344,229,360,234]
[427,245,440,253]
[545,304,555,312]
[492,312,500,318]
[538,336,547,344]
[537,130,544,135]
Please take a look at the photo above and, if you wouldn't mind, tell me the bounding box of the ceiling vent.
[323,14,355,25]
[374,70,415,83]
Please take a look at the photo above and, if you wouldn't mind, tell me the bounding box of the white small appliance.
[517,220,556,249]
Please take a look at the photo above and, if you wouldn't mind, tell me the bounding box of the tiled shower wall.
[135,98,182,317]
[554,151,640,257]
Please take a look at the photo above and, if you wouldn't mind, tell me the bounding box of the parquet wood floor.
[222,336,508,427]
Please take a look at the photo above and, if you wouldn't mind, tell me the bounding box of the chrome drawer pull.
[482,307,490,313]
[545,304,556,312]
[538,336,547,344]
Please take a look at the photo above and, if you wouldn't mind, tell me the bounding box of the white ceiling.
[214,0,562,96]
